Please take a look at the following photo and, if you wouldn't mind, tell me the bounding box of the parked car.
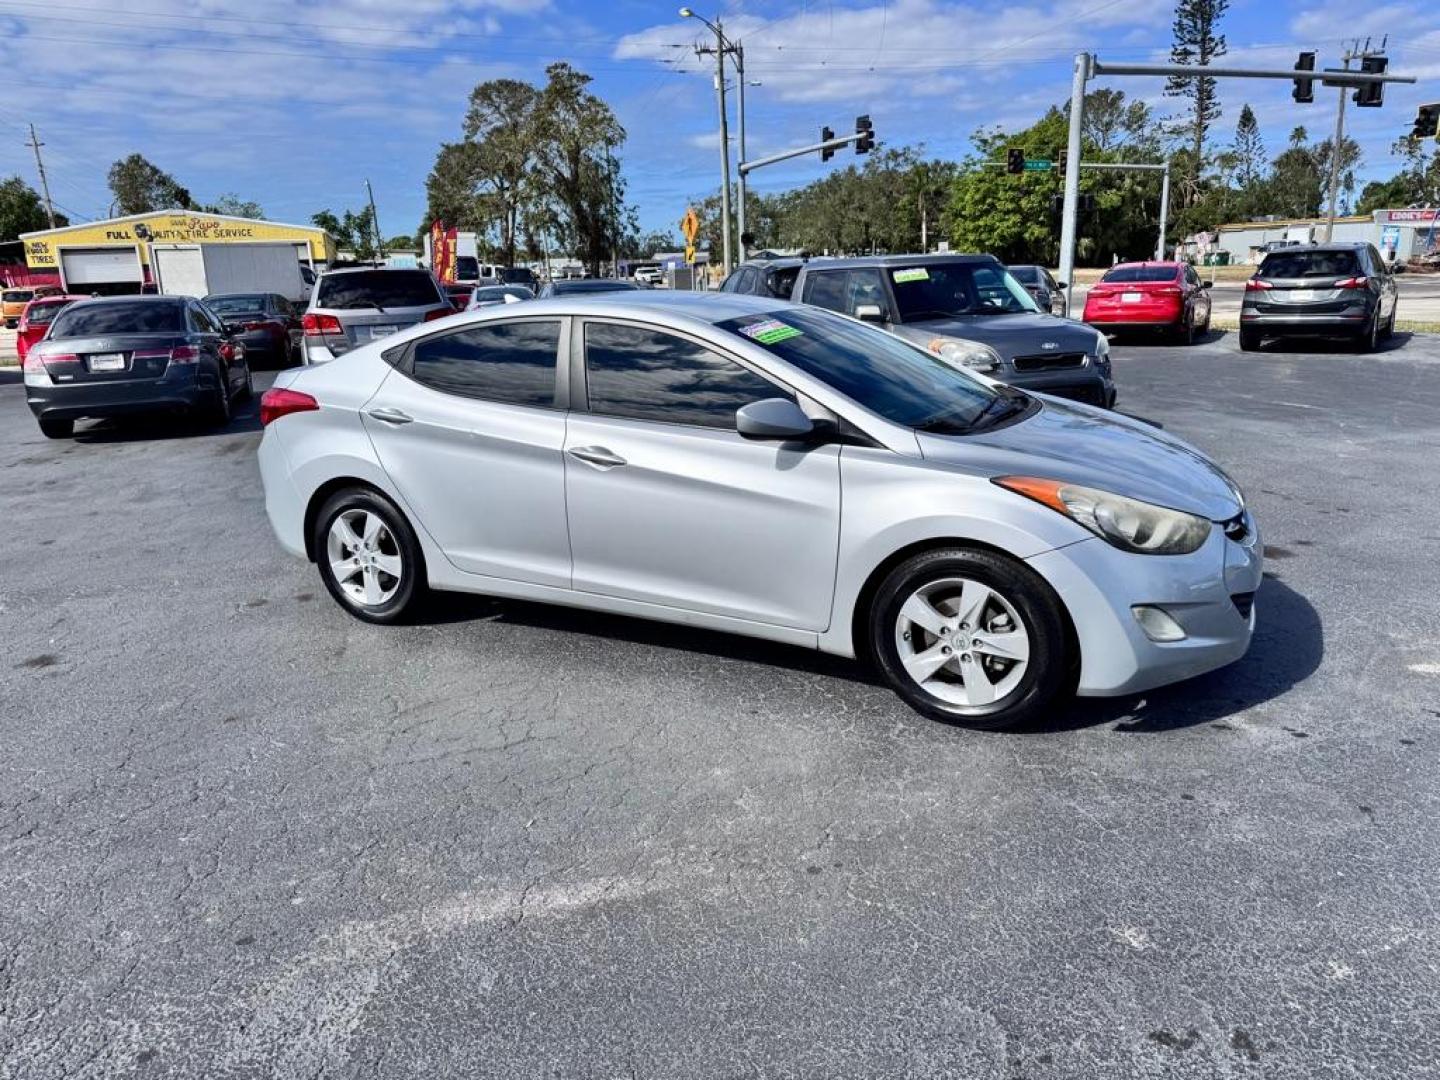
[791,254,1115,408]
[15,294,86,362]
[4,284,61,328]
[468,284,534,309]
[1007,265,1068,317]
[445,283,477,309]
[1239,243,1398,353]
[719,257,806,300]
[632,264,664,286]
[256,291,1259,730]
[301,267,454,365]
[204,292,303,366]
[498,267,539,290]
[536,279,643,298]
[1082,261,1212,344]
[24,296,251,438]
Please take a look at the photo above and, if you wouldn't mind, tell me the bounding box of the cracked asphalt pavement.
[2,329,1439,1079]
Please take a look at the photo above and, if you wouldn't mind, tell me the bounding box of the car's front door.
[362,317,573,587]
[564,318,841,631]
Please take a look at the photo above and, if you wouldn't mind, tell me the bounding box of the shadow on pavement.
[424,574,1322,735]
[0,367,21,386]
[70,402,263,442]
[1251,331,1412,355]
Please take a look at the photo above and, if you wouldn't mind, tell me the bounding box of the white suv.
[301,268,453,365]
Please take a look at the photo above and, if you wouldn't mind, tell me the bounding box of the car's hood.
[916,396,1243,520]
[892,312,1100,360]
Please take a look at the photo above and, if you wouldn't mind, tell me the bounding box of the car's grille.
[1231,592,1255,619]
[1221,511,1250,544]
[1012,352,1086,372]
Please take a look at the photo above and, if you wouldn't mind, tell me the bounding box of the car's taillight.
[1155,286,1182,296]
[24,350,72,373]
[423,306,456,322]
[259,387,319,426]
[1334,276,1368,289]
[302,312,342,336]
[133,345,201,364]
[1244,279,1273,292]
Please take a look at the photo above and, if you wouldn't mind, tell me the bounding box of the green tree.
[1264,129,1322,218]
[201,193,264,218]
[1231,105,1264,191]
[311,207,378,261]
[107,153,194,215]
[0,176,64,240]
[1164,0,1229,202]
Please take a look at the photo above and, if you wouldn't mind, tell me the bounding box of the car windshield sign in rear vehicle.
[316,271,439,310]
[49,303,185,337]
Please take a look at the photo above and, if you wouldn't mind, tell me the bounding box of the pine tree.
[1232,104,1263,189]
[1164,0,1230,168]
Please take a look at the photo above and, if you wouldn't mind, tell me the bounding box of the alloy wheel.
[326,509,404,607]
[893,576,1032,707]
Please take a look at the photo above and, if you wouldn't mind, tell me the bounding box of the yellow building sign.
[21,211,336,270]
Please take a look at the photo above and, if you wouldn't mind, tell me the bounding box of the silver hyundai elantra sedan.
[257,292,1261,729]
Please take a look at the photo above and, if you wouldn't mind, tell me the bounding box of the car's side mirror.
[1055,280,1068,289]
[853,303,885,323]
[736,398,816,441]
[1201,280,1213,289]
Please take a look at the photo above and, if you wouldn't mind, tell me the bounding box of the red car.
[15,294,87,362]
[1082,261,1213,344]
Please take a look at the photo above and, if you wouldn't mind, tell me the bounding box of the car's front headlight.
[928,336,1001,372]
[993,476,1212,555]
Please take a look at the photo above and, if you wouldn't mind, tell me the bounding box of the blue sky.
[0,0,1436,243]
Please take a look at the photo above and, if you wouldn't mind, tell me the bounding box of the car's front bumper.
[1026,514,1262,696]
[1005,366,1116,408]
[25,367,216,422]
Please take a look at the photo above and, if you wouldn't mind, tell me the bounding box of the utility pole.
[364,178,384,261]
[735,42,748,263]
[26,124,56,229]
[683,8,737,276]
[1323,38,1386,242]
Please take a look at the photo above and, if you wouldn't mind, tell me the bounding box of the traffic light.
[1292,51,1316,103]
[820,126,835,163]
[854,114,874,154]
[1353,54,1388,107]
[1079,194,1096,214]
[1058,148,1068,173]
[1006,147,1024,175]
[1412,103,1440,142]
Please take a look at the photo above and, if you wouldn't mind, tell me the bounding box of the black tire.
[237,359,253,403]
[1380,306,1395,340]
[1238,327,1260,352]
[312,487,427,625]
[1354,311,1380,354]
[868,547,1071,730]
[38,418,73,439]
[207,366,232,426]
[1175,311,1195,346]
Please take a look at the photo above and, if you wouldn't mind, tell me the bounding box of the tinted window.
[889,262,1037,318]
[1100,265,1180,283]
[316,270,441,309]
[1257,250,1360,279]
[193,304,226,334]
[455,256,479,279]
[714,307,1001,436]
[410,320,560,407]
[206,294,268,314]
[802,271,849,312]
[4,289,34,302]
[49,302,185,337]
[584,322,781,429]
[768,266,801,299]
[24,299,74,326]
[552,280,641,294]
[1009,266,1038,284]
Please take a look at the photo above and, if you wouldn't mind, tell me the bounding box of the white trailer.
[150,242,308,302]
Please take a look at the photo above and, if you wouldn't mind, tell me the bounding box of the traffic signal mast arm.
[738,130,864,175]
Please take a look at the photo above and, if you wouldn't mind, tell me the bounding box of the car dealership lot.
[3,332,1440,1078]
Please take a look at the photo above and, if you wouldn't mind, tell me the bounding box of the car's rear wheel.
[869,547,1070,730]
[1380,306,1396,340]
[38,418,73,439]
[1238,326,1261,352]
[1355,311,1380,353]
[1175,311,1195,345]
[313,488,426,624]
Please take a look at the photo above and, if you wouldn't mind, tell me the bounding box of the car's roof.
[320,266,433,276]
[69,294,186,305]
[205,291,269,298]
[501,290,792,323]
[800,252,1001,269]
[1260,242,1367,253]
[737,257,805,269]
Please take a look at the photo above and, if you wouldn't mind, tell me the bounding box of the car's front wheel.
[313,488,426,624]
[869,547,1070,730]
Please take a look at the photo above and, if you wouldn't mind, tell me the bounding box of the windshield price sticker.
[739,319,803,345]
[893,268,930,283]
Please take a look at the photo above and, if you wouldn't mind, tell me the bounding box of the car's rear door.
[362,316,572,587]
[563,317,840,630]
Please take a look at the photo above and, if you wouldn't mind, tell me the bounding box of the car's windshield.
[1100,265,1179,283]
[316,270,440,310]
[4,290,34,303]
[889,263,1039,320]
[455,256,479,278]
[50,303,185,337]
[1008,266,1038,284]
[475,286,531,301]
[206,294,267,314]
[554,280,640,294]
[25,300,75,326]
[1258,250,1360,279]
[715,307,1007,436]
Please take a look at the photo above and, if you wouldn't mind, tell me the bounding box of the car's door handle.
[367,407,414,425]
[568,446,627,469]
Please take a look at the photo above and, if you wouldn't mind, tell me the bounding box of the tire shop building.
[18,210,336,295]
[1214,208,1440,266]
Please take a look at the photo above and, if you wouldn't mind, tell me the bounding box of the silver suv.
[301,268,452,365]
